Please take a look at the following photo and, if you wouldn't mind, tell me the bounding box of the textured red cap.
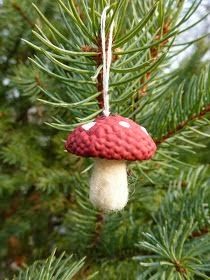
[65,115,156,161]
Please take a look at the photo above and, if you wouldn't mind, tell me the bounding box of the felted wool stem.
[89,158,128,211]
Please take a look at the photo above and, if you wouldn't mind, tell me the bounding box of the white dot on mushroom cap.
[82,122,96,131]
[119,121,130,128]
[141,126,149,135]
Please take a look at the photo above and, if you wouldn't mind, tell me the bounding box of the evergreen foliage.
[10,251,88,280]
[0,0,210,279]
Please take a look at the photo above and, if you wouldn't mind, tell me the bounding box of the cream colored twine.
[101,6,114,117]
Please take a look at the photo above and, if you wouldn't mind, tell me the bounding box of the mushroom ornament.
[65,7,157,211]
[65,115,156,211]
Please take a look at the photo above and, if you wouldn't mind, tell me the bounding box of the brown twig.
[173,260,187,276]
[94,42,121,109]
[132,23,171,121]
[91,211,105,248]
[82,34,118,110]
[82,43,104,109]
[155,104,210,145]
[138,23,170,97]
[191,227,209,238]
[12,2,34,28]
[95,37,104,109]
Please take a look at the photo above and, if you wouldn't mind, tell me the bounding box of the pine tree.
[0,0,210,279]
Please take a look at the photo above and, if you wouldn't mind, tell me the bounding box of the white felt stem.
[89,159,128,211]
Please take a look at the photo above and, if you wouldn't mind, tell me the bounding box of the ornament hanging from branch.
[65,6,157,212]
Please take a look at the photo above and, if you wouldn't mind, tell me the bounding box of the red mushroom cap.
[65,115,156,161]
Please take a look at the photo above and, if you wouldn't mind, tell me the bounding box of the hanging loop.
[101,6,114,117]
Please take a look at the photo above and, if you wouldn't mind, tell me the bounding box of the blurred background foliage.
[0,0,210,279]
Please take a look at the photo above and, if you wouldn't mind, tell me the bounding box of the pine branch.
[155,104,210,145]
[136,166,210,279]
[11,250,86,280]
[25,0,194,128]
